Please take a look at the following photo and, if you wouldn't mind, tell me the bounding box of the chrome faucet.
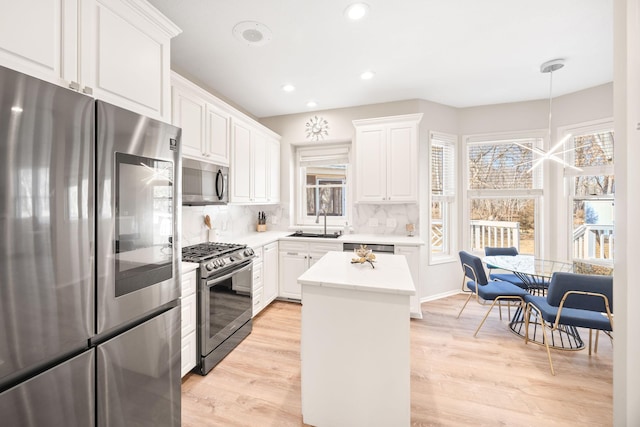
[315,208,327,235]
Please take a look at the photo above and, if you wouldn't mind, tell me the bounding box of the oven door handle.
[204,261,253,287]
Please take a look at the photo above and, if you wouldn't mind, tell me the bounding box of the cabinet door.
[181,330,196,377]
[387,125,418,202]
[80,0,173,120]
[279,251,308,300]
[172,85,205,158]
[266,137,281,203]
[0,0,75,87]
[230,120,252,203]
[181,293,197,337]
[205,103,231,166]
[252,132,268,202]
[395,245,423,319]
[355,127,387,202]
[252,261,264,316]
[263,242,279,305]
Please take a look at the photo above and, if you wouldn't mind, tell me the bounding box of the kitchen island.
[297,251,415,427]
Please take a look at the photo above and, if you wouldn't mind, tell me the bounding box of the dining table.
[482,254,584,350]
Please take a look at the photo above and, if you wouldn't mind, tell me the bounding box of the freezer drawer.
[0,350,94,427]
[97,306,181,427]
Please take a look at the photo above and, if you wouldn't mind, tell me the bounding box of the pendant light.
[517,59,582,172]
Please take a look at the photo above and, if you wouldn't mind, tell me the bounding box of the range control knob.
[205,262,214,271]
[244,248,254,257]
[229,256,235,262]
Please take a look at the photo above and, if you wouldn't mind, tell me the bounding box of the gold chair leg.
[524,303,530,344]
[474,300,499,337]
[498,301,503,320]
[457,292,474,319]
[540,321,555,376]
[588,329,593,355]
[594,330,600,353]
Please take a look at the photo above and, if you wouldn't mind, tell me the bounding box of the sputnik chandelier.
[517,59,583,173]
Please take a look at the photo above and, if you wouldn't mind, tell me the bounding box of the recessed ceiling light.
[345,3,370,20]
[11,106,23,113]
[306,100,317,108]
[232,21,273,46]
[360,70,375,80]
[282,84,296,92]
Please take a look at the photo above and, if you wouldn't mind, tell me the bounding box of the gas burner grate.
[182,242,246,263]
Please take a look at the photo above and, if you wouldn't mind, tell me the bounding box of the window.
[295,144,351,226]
[562,122,614,270]
[465,134,544,255]
[429,132,456,260]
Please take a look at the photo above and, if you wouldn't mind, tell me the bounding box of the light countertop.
[230,231,424,248]
[297,251,416,296]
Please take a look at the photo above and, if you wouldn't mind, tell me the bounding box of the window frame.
[558,119,614,266]
[294,142,352,228]
[462,130,546,257]
[428,131,457,264]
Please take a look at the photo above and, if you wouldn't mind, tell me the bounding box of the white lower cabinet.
[251,242,279,316]
[180,267,197,377]
[252,247,264,317]
[263,242,279,304]
[395,245,423,319]
[279,241,342,300]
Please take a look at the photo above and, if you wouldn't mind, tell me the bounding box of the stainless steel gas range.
[182,242,255,375]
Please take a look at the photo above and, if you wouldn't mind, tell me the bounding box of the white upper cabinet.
[353,114,423,203]
[230,118,281,204]
[0,0,180,122]
[171,72,231,165]
[267,137,281,204]
[230,119,253,203]
[0,0,75,87]
[205,103,231,165]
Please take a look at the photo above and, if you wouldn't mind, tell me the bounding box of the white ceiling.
[147,0,613,118]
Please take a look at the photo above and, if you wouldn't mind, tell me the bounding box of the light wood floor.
[181,295,613,426]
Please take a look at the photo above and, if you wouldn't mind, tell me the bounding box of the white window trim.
[557,118,614,264]
[462,130,547,258]
[429,131,458,264]
[294,142,353,229]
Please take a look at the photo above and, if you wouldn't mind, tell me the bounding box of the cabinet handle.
[69,81,80,91]
[82,86,93,95]
[287,252,299,256]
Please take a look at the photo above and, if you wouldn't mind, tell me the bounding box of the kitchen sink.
[288,232,341,239]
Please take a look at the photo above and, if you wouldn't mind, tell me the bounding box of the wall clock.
[305,115,329,141]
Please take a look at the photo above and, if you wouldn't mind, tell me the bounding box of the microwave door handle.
[205,262,252,287]
[216,169,224,200]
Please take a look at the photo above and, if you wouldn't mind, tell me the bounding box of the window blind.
[298,145,350,167]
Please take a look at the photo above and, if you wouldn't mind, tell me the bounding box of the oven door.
[200,261,253,356]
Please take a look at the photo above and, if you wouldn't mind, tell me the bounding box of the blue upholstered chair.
[457,251,528,337]
[484,246,527,289]
[524,272,614,375]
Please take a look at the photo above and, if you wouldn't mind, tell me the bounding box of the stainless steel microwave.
[182,158,228,205]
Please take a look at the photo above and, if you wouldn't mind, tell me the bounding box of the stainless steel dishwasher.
[343,242,395,253]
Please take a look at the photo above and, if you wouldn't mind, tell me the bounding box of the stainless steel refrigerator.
[0,65,182,426]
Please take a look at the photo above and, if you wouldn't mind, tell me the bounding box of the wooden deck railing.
[469,220,520,252]
[573,224,614,260]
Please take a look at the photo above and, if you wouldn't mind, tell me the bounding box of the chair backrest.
[546,272,614,312]
[484,246,519,256]
[459,251,489,285]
